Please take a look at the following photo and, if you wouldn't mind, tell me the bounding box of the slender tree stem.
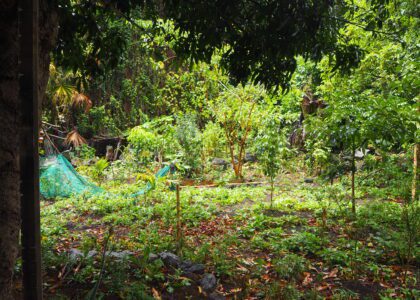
[351,147,356,216]
[270,180,274,208]
[412,143,418,203]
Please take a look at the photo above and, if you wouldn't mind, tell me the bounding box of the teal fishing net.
[40,154,172,199]
[40,154,103,198]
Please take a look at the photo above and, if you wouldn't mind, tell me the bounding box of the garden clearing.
[36,167,418,299]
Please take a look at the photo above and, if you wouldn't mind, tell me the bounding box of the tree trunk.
[0,1,57,298]
[0,2,21,298]
[39,0,59,119]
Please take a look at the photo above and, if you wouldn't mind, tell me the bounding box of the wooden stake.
[270,180,274,208]
[412,143,418,203]
[176,184,182,256]
[351,147,356,216]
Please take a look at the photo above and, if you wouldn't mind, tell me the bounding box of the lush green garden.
[37,153,418,299]
[27,0,419,299]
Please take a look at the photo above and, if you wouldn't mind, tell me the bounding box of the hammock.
[40,154,171,199]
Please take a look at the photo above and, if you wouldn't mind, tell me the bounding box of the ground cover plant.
[36,158,418,299]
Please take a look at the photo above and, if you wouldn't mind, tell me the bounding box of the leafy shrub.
[175,114,202,177]
[142,116,179,162]
[127,126,158,164]
[211,243,237,277]
[211,84,265,178]
[320,248,350,267]
[202,121,225,160]
[77,105,119,137]
[74,144,96,160]
[255,109,289,206]
[91,158,109,183]
[238,214,282,239]
[272,253,307,281]
[282,232,326,255]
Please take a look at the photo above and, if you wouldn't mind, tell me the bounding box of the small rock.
[244,152,257,163]
[304,178,314,183]
[159,251,181,267]
[69,248,83,260]
[148,253,159,262]
[211,158,228,166]
[181,261,205,275]
[86,250,98,259]
[187,264,205,274]
[180,260,193,270]
[107,250,134,259]
[69,249,98,260]
[200,273,217,293]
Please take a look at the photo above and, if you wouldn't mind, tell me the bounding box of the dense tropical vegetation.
[5,0,419,299]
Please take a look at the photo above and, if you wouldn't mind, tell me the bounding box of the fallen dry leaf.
[302,272,313,286]
[152,288,161,300]
[323,268,338,279]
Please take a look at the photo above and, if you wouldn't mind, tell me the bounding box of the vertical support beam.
[19,0,42,298]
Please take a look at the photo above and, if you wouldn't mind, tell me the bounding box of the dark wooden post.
[175,184,182,256]
[19,0,43,298]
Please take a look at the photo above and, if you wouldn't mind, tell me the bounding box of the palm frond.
[64,130,87,148]
[53,83,76,105]
[72,92,93,113]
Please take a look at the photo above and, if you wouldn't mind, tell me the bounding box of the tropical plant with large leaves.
[46,63,77,124]
[47,64,76,106]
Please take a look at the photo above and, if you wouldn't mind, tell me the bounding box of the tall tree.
[0,2,20,297]
[0,1,59,298]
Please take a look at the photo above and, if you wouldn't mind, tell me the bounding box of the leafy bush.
[282,232,326,255]
[211,84,265,178]
[127,126,158,164]
[256,109,289,206]
[202,121,225,160]
[74,144,96,161]
[77,105,119,138]
[141,116,179,161]
[175,114,202,177]
[272,253,307,281]
[91,158,110,183]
